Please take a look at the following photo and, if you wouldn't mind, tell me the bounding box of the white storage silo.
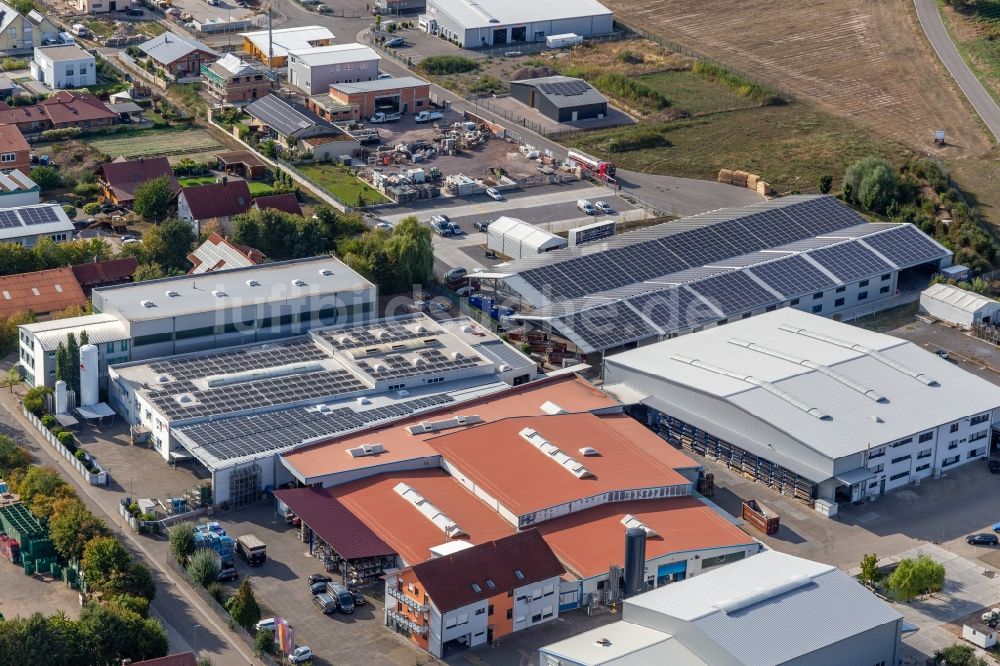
[80,344,99,407]
[54,380,68,414]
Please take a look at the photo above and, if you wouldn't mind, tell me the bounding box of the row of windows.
[702,550,747,569]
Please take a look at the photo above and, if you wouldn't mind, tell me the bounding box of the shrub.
[29,166,62,192]
[187,549,220,588]
[207,581,224,603]
[592,73,670,111]
[83,202,101,215]
[62,205,77,219]
[254,628,275,656]
[41,127,81,141]
[23,386,52,416]
[1,57,26,72]
[417,54,478,75]
[57,431,74,447]
[691,60,785,105]
[74,182,101,197]
[74,448,87,461]
[616,50,644,64]
[41,414,56,429]
[818,174,833,194]
[468,75,501,93]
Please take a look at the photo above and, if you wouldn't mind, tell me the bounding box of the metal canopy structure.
[496,196,951,354]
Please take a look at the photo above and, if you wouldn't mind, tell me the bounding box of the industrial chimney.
[623,527,647,598]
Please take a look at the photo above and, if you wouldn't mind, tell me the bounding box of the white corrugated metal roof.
[241,25,334,58]
[488,216,567,253]
[625,550,901,665]
[540,622,705,666]
[608,308,1000,459]
[289,42,380,67]
[921,282,995,313]
[22,313,128,350]
[427,0,611,28]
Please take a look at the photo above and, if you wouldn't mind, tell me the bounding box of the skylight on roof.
[471,583,482,594]
[485,579,496,590]
[513,569,524,580]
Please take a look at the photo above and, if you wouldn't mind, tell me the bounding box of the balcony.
[386,608,428,635]
[387,587,428,613]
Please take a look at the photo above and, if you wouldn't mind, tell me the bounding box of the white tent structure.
[487,216,567,260]
[920,283,1000,328]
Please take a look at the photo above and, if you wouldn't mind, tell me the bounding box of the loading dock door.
[493,28,507,45]
[374,94,401,113]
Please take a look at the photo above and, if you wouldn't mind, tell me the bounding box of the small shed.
[920,283,1000,329]
[486,216,568,259]
[963,620,997,649]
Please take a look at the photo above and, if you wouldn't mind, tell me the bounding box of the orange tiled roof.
[0,267,86,318]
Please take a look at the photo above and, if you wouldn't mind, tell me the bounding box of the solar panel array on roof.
[315,319,441,350]
[176,393,455,461]
[748,256,836,299]
[356,349,481,381]
[689,271,779,315]
[148,338,327,381]
[20,206,59,226]
[0,210,18,229]
[565,302,661,351]
[537,80,591,97]
[807,242,893,283]
[861,225,950,268]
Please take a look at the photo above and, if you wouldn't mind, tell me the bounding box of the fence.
[166,556,279,666]
[464,95,625,137]
[21,408,109,486]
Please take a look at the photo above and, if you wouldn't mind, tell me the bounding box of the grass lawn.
[85,20,114,38]
[136,22,166,37]
[178,176,217,187]
[86,127,221,159]
[247,182,278,196]
[297,164,390,206]
[565,102,912,194]
[634,70,758,116]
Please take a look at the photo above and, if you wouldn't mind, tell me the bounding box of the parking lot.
[0,557,83,621]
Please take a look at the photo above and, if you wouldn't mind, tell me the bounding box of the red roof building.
[0,267,86,319]
[177,178,252,229]
[131,653,197,666]
[187,232,265,274]
[388,531,564,658]
[253,192,303,217]
[70,257,138,296]
[0,91,118,133]
[97,156,180,206]
[0,124,30,173]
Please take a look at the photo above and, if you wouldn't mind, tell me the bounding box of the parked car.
[121,238,140,246]
[70,23,90,37]
[935,349,950,360]
[443,267,468,283]
[309,581,329,595]
[312,592,337,614]
[374,221,393,232]
[288,646,313,663]
[430,215,452,236]
[350,588,365,605]
[308,574,332,586]
[967,533,998,546]
[120,234,136,242]
[315,3,331,11]
[576,199,597,215]
[327,582,355,614]
[595,200,613,214]
[414,110,444,123]
[486,187,503,201]
[990,459,1000,474]
[385,37,405,48]
[474,219,490,232]
[254,618,277,633]
[377,73,392,80]
[217,567,239,582]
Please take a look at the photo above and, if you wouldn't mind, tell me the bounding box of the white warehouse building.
[919,282,1000,329]
[603,308,1000,507]
[487,216,567,259]
[423,0,613,49]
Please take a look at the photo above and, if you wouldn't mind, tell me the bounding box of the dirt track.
[604,0,994,158]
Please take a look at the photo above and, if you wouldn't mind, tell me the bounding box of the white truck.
[369,111,402,123]
[414,110,443,123]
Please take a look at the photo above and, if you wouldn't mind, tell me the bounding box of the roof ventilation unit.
[520,427,593,479]
[356,396,371,406]
[621,514,659,537]
[579,446,599,456]
[165,290,179,297]
[292,279,306,287]
[397,389,409,397]
[319,268,333,276]
[451,351,464,360]
[246,279,260,287]
[141,300,155,308]
[407,415,482,434]
[339,335,352,345]
[713,575,814,615]
[393,482,468,538]
[157,374,170,383]
[346,443,386,457]
[460,324,473,333]
[412,357,426,366]
[414,324,427,334]
[374,330,388,339]
[498,364,511,372]
[212,290,226,297]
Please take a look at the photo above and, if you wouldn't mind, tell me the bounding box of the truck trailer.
[236,534,267,566]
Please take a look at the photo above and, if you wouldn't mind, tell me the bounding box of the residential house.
[97,156,180,207]
[245,94,359,156]
[0,266,86,320]
[0,91,118,134]
[177,178,252,233]
[215,150,267,180]
[0,4,60,53]
[0,124,29,173]
[31,44,96,89]
[287,43,380,95]
[201,53,273,105]
[0,169,39,206]
[386,531,565,658]
[187,232,264,274]
[139,31,219,80]
[241,25,334,69]
[253,192,302,217]
[0,203,74,247]
[70,257,138,296]
[77,0,113,14]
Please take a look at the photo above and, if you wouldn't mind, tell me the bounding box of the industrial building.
[17,256,375,388]
[315,76,432,122]
[0,202,74,247]
[241,25,334,69]
[509,76,608,123]
[422,0,613,49]
[539,550,903,666]
[287,43,381,96]
[108,313,537,505]
[603,308,1000,508]
[273,373,759,656]
[18,314,130,388]
[919,282,1000,329]
[487,195,952,355]
[487,216,567,259]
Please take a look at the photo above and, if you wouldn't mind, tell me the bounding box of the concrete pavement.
[380,185,612,224]
[915,0,1000,142]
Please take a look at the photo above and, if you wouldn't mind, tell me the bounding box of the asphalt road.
[914,0,1000,142]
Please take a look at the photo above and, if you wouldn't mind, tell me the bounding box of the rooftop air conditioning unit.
[356,396,371,406]
[319,268,333,276]
[579,447,599,456]
[460,325,472,333]
[292,279,306,287]
[339,335,352,345]
[141,300,155,308]
[246,279,260,287]
[412,357,426,366]
[498,364,511,372]
[165,290,179,297]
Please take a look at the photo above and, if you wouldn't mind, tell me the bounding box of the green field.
[86,128,222,159]
[178,176,216,187]
[297,164,389,206]
[634,70,759,116]
[566,103,911,194]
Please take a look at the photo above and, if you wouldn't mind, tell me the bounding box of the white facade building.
[288,43,381,95]
[424,0,613,48]
[0,170,39,207]
[0,203,74,247]
[540,550,903,666]
[487,216,567,259]
[31,44,96,88]
[604,308,1000,506]
[18,314,130,388]
[920,282,1000,329]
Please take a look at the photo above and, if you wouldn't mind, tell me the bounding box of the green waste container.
[50,562,60,576]
[23,560,34,575]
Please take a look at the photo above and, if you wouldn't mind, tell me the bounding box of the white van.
[70,24,90,37]
[577,199,596,215]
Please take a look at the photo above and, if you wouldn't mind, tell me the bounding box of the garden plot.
[86,128,222,160]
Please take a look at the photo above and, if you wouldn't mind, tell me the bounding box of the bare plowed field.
[604,0,993,157]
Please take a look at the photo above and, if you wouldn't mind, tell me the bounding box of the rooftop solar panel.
[562,302,658,351]
[19,206,59,226]
[688,271,780,316]
[748,255,837,299]
[860,225,948,268]
[0,210,21,229]
[628,288,719,332]
[807,242,893,283]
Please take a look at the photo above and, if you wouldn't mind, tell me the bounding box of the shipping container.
[742,499,780,535]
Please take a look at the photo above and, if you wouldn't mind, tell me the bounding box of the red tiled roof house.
[177,178,252,233]
[97,156,180,207]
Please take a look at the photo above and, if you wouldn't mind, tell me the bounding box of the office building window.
[834,298,844,307]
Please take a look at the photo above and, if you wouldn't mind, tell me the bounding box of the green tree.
[21,385,51,416]
[55,341,68,387]
[292,215,329,258]
[886,554,945,601]
[12,0,33,14]
[107,561,157,601]
[254,628,275,656]
[79,602,169,664]
[186,549,219,588]
[142,219,196,272]
[169,521,197,566]
[79,329,88,346]
[133,262,167,282]
[818,174,832,194]
[0,612,85,665]
[0,241,38,275]
[0,434,31,476]
[1,366,21,393]
[82,536,132,591]
[66,332,80,398]
[29,166,62,191]
[225,577,261,630]
[386,215,433,291]
[104,593,151,618]
[15,465,66,505]
[132,175,175,222]
[933,644,988,666]
[844,156,897,214]
[859,553,879,587]
[49,501,110,561]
